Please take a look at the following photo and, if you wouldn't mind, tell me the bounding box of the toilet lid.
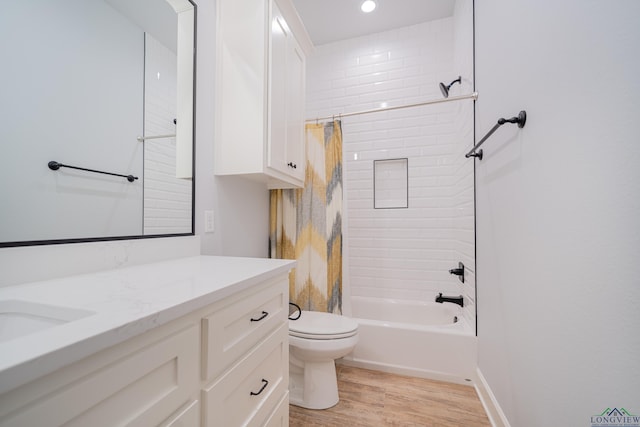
[289,311,358,339]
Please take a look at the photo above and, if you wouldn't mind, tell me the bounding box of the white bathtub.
[340,296,477,384]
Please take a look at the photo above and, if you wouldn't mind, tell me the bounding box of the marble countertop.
[0,255,295,395]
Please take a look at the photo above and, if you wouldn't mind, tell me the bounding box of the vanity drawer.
[263,392,289,427]
[202,324,288,427]
[202,277,287,381]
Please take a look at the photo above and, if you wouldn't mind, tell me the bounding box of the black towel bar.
[466,110,527,160]
[48,161,138,182]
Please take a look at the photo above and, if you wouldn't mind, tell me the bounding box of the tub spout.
[435,293,464,307]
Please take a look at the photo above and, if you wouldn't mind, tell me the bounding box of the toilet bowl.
[288,311,358,409]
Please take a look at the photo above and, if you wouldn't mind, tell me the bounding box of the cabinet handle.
[250,311,268,322]
[287,162,297,169]
[250,379,269,396]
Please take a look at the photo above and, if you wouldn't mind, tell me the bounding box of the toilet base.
[289,358,339,410]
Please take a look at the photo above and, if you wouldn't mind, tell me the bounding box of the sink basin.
[0,300,95,343]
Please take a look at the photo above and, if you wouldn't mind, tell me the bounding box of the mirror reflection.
[0,0,195,246]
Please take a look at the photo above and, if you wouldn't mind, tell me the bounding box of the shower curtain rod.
[306,92,478,123]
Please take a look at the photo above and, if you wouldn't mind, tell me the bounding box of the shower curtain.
[269,121,343,314]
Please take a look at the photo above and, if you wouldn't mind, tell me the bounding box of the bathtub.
[340,296,477,384]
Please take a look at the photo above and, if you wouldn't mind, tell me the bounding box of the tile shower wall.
[143,35,192,235]
[306,14,474,322]
[451,0,475,328]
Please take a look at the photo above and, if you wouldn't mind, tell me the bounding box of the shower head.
[439,76,462,98]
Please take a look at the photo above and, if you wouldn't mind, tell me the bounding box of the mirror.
[0,0,196,247]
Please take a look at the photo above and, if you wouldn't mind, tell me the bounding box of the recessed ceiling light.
[361,0,376,13]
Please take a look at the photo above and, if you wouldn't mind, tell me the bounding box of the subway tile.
[372,58,406,73]
[356,52,391,66]
[357,71,389,85]
[332,76,361,89]
[308,16,474,320]
[345,64,375,77]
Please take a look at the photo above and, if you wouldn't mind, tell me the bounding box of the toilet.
[288,311,359,409]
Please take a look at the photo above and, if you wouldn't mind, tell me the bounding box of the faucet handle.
[448,262,465,283]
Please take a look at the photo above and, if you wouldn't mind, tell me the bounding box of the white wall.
[475,1,640,425]
[306,10,475,324]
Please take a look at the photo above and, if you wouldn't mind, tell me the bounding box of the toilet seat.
[289,311,358,340]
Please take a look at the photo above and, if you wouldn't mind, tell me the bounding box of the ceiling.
[291,0,456,46]
[106,0,178,52]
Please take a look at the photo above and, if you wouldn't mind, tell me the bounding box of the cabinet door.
[159,400,200,427]
[285,34,305,182]
[0,324,199,427]
[268,0,305,186]
[268,3,288,175]
[215,0,267,176]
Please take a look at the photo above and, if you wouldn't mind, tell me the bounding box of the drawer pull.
[250,379,269,396]
[250,311,268,322]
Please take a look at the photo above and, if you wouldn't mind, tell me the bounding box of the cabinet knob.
[287,162,297,169]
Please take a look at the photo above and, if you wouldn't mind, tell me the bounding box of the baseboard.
[337,358,472,386]
[474,368,511,427]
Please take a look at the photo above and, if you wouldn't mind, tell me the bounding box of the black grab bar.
[48,161,138,182]
[466,110,527,160]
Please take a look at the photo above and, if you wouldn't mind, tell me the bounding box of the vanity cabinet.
[0,273,289,427]
[214,0,311,189]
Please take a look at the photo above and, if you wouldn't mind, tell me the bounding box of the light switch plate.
[204,210,215,233]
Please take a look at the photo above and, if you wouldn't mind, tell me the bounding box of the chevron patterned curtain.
[269,120,343,314]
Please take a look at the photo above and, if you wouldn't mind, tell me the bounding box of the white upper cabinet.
[215,0,312,189]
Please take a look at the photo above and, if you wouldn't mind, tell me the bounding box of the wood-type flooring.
[289,365,491,427]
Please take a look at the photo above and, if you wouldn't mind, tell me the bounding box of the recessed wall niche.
[373,158,408,209]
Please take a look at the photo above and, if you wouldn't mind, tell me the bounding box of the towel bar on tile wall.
[136,134,176,142]
[48,161,138,182]
[137,119,177,141]
[466,110,527,160]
